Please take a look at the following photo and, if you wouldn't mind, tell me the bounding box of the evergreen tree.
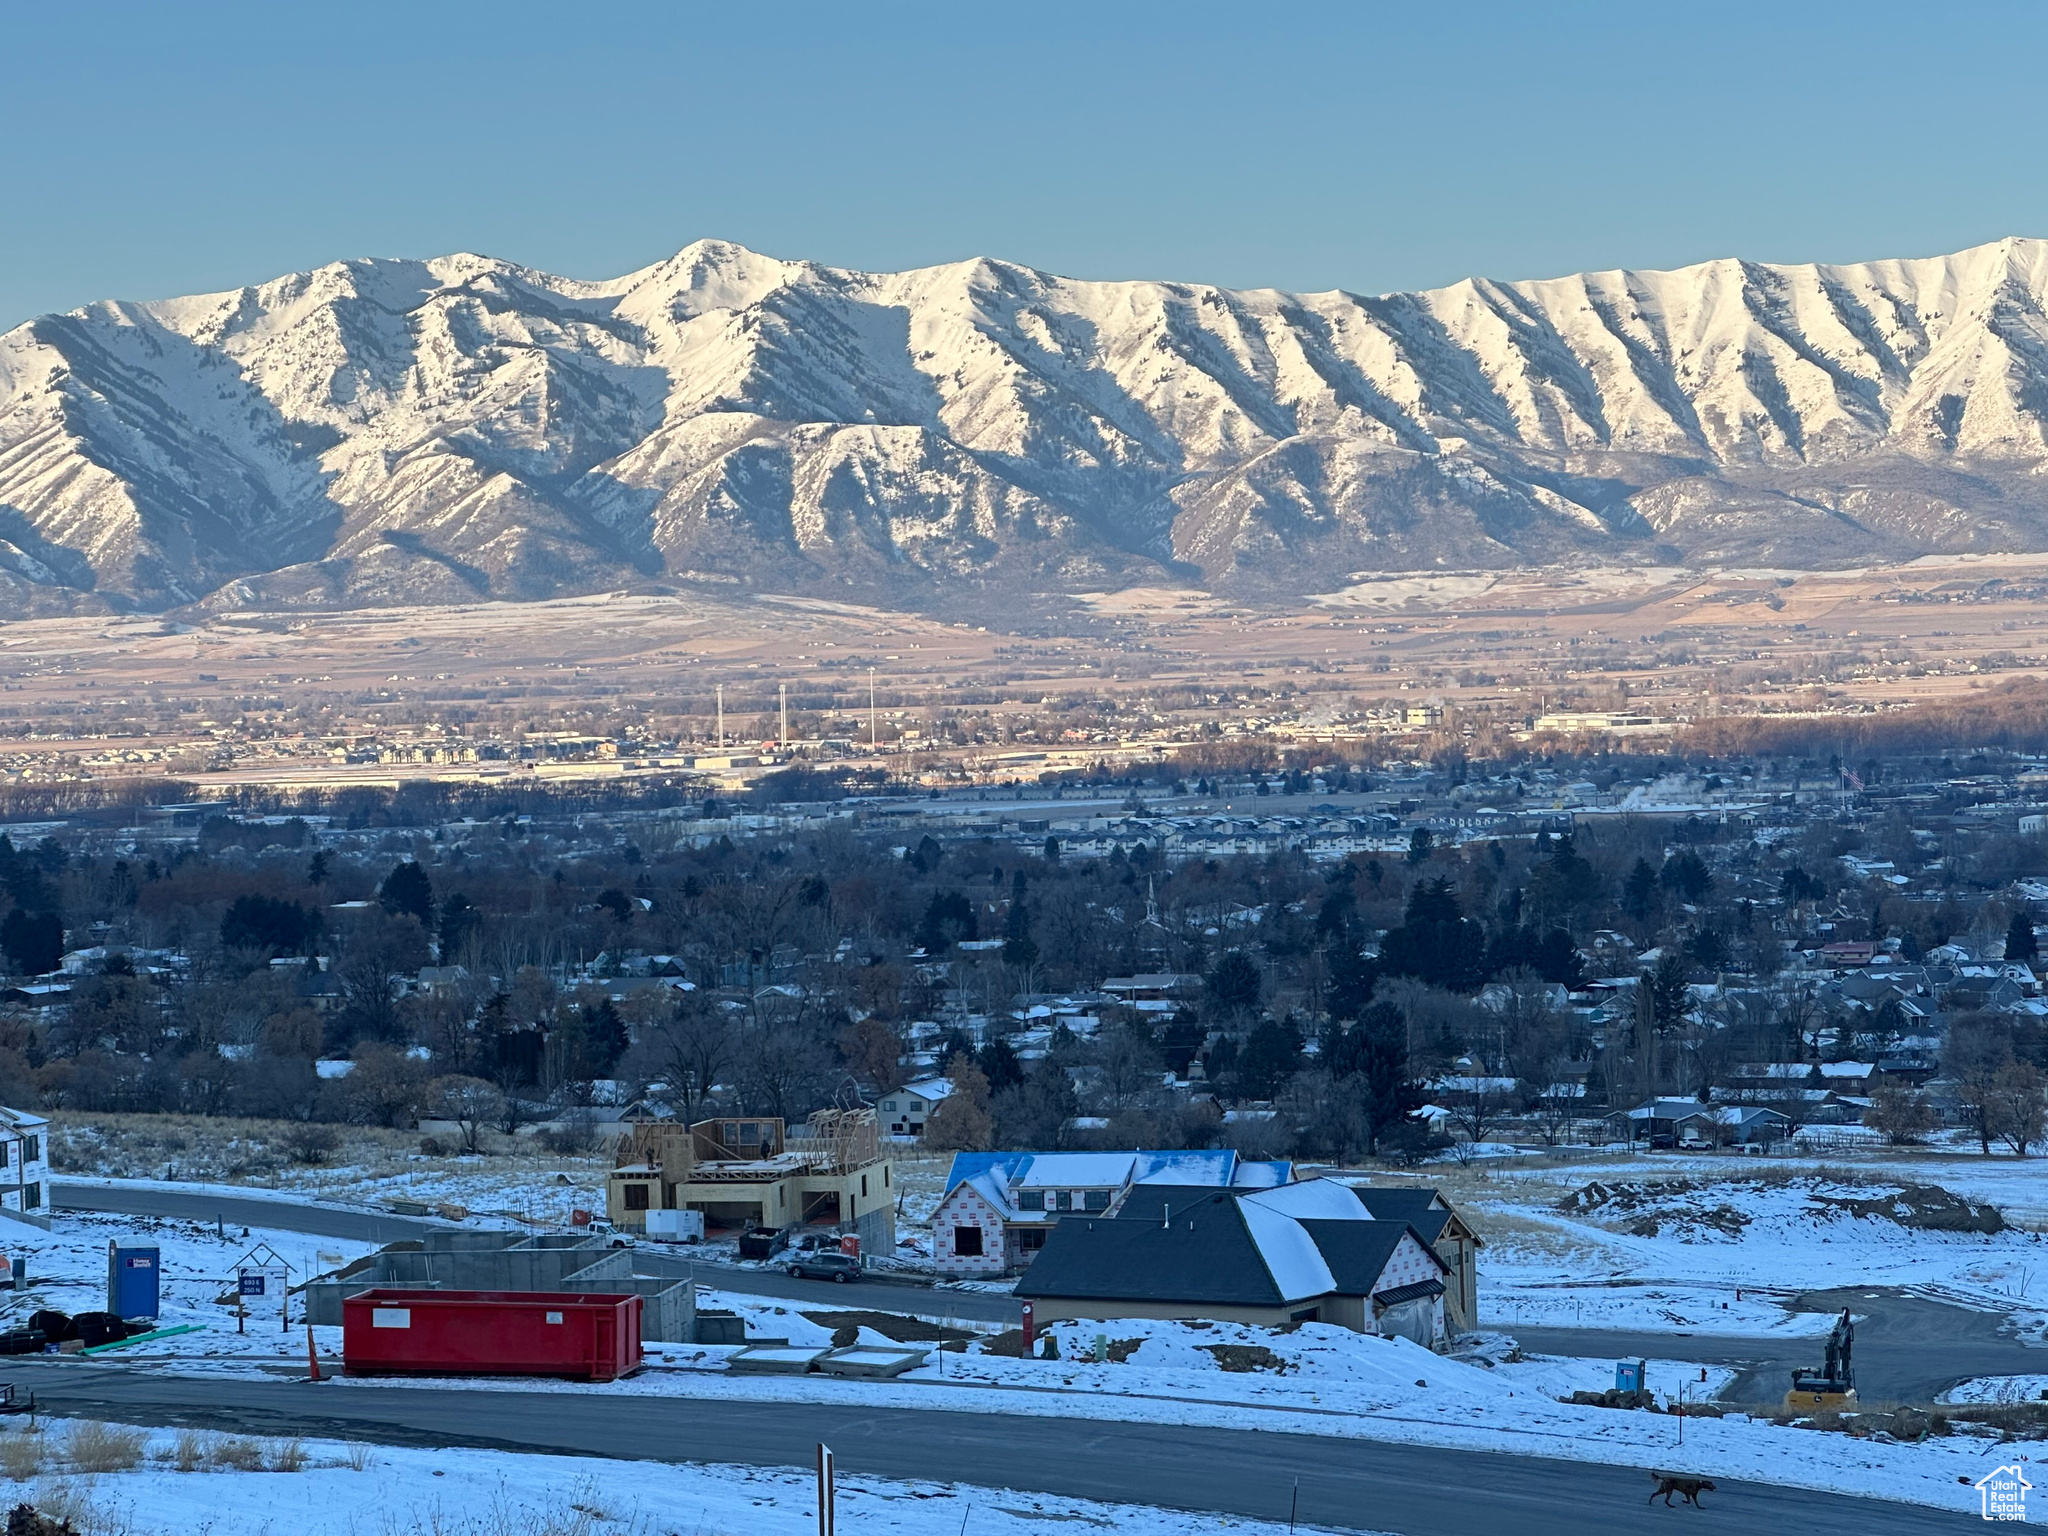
[1325,942,1377,1022]
[220,895,319,956]
[1659,849,1713,902]
[1621,857,1658,922]
[2008,910,2040,964]
[1207,950,1264,1018]
[0,910,63,977]
[977,1036,1024,1094]
[1378,879,1486,991]
[378,860,435,925]
[1237,1016,1302,1098]
[438,892,480,958]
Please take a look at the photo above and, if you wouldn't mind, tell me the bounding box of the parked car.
[785,1251,863,1283]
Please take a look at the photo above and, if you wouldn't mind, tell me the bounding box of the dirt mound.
[1558,1179,1752,1238]
[1814,1185,2006,1234]
[1201,1343,1291,1374]
[1558,1176,2006,1238]
[801,1310,973,1343]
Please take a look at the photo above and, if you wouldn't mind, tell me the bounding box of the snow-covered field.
[1942,1376,2048,1405]
[52,1113,615,1230]
[0,1231,2026,1519]
[0,1206,378,1349]
[1433,1155,2048,1332]
[0,1420,1320,1536]
[118,1295,1991,1518]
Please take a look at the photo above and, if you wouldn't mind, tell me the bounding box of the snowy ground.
[1419,1155,2048,1333]
[1941,1375,2048,1405]
[0,1419,1327,1536]
[90,1293,2010,1518]
[0,1207,379,1348]
[0,1259,2025,1518]
[51,1115,615,1229]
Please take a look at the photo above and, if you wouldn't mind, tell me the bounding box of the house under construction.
[607,1107,894,1254]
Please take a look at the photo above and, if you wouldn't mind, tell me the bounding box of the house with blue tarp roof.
[931,1149,1293,1277]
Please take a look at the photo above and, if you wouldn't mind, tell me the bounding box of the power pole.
[780,681,789,749]
[715,684,725,751]
[868,668,877,752]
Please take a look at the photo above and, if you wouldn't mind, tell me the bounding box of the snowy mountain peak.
[6,236,2048,614]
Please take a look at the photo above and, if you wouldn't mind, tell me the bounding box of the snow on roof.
[1131,1149,1237,1184]
[961,1170,1019,1219]
[1229,1158,1294,1188]
[948,1148,1266,1193]
[1016,1153,1140,1189]
[1242,1179,1368,1222]
[900,1078,954,1102]
[1238,1198,1336,1303]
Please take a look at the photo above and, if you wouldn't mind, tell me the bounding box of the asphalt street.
[59,1187,2031,1400]
[1516,1287,2038,1404]
[54,1182,451,1248]
[0,1358,1979,1535]
[52,1182,1024,1324]
[60,1184,2038,1395]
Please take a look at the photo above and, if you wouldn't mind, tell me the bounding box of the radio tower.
[779,682,789,749]
[868,668,878,752]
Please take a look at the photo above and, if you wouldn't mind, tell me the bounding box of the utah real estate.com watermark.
[1978,1464,2033,1522]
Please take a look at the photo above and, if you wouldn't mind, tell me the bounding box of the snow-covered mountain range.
[7,236,2048,613]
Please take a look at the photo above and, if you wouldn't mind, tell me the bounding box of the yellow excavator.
[1784,1308,1856,1412]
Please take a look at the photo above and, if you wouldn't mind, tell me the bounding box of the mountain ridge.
[6,235,2048,614]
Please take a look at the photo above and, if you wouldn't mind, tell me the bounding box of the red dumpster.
[342,1289,642,1382]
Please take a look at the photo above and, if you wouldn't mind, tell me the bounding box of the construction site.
[605,1108,895,1256]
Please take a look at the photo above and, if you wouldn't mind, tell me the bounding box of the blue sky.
[5,1,2046,326]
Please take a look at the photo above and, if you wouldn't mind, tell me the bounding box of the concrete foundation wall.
[302,1232,696,1344]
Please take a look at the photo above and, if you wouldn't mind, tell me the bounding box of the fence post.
[817,1442,834,1536]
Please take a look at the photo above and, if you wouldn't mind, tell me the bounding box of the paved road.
[1516,1286,2039,1404]
[0,1357,1975,1535]
[55,1183,451,1248]
[54,1181,1025,1324]
[64,1184,2042,1392]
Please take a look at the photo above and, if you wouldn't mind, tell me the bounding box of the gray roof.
[1349,1187,1451,1245]
[1016,1197,1289,1307]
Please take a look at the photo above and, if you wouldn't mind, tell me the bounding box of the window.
[623,1184,650,1211]
[1055,1191,1074,1212]
[882,1100,896,1112]
[1018,1227,1046,1251]
[1083,1190,1110,1212]
[860,1175,868,1197]
[884,1165,890,1187]
[0,1143,10,1169]
[953,1225,984,1258]
[1289,1306,1319,1323]
[22,1185,37,1212]
[21,1138,35,1164]
[1018,1190,1045,1211]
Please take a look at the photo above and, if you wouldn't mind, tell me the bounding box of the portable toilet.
[1615,1359,1646,1395]
[106,1243,160,1321]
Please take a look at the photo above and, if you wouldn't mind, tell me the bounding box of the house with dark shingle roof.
[1016,1179,1449,1345]
[1348,1186,1483,1334]
[929,1150,1292,1277]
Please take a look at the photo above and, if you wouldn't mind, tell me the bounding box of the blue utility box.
[106,1243,160,1320]
[1616,1359,1646,1394]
